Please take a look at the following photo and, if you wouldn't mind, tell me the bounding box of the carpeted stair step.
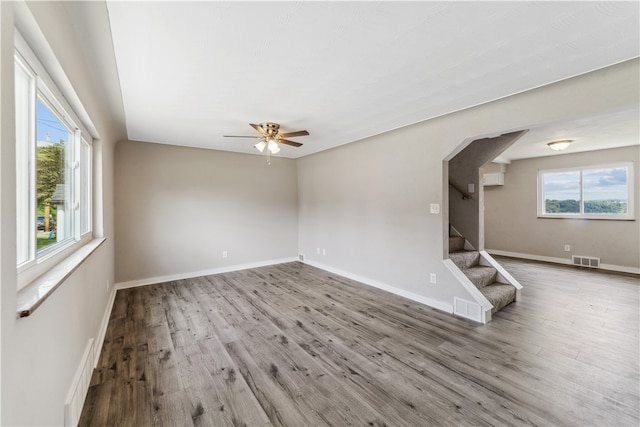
[463,266,497,289]
[449,250,480,269]
[480,282,517,314]
[449,236,465,252]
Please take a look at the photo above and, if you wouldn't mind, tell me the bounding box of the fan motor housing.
[261,122,280,136]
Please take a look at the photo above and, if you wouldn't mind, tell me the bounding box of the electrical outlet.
[430,273,437,284]
[430,203,440,214]
[222,250,228,258]
[564,245,571,252]
[322,248,326,256]
[317,247,321,255]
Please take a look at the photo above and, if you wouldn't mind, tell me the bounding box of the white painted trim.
[303,259,454,314]
[64,339,95,427]
[94,285,117,368]
[115,257,299,290]
[66,279,116,426]
[486,249,640,275]
[479,251,523,290]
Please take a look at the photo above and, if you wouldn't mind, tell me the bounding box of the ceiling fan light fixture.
[225,122,308,161]
[268,139,280,154]
[254,140,267,152]
[547,140,572,151]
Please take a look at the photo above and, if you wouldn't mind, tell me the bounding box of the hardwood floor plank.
[224,339,324,426]
[80,259,639,426]
[78,380,113,426]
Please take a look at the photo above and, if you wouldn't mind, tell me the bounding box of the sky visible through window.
[544,167,628,201]
[37,99,69,146]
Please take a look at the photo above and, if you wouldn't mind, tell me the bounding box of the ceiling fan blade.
[278,139,303,147]
[223,135,261,138]
[279,130,309,138]
[250,123,267,135]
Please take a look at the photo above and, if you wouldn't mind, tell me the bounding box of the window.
[538,162,634,220]
[15,35,92,287]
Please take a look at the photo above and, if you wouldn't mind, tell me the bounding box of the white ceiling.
[105,1,639,159]
[495,106,640,163]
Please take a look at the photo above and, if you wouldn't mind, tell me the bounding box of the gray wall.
[449,131,525,250]
[484,145,640,270]
[298,59,639,310]
[114,141,299,284]
[1,2,124,425]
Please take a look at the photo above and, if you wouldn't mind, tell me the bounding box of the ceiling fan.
[224,122,309,154]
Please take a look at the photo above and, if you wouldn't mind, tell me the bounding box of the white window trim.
[80,137,92,237]
[537,162,635,221]
[15,30,94,290]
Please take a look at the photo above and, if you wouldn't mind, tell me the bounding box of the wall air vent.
[572,255,600,269]
[454,297,482,322]
[298,254,304,262]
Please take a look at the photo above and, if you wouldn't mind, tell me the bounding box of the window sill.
[538,215,635,221]
[17,237,106,318]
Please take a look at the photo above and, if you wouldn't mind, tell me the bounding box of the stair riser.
[449,252,480,269]
[449,236,465,252]
[465,267,497,289]
[480,283,517,314]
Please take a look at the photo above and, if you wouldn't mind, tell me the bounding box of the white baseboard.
[486,249,640,275]
[115,257,299,290]
[64,339,95,427]
[302,259,453,314]
[63,282,118,426]
[94,285,117,367]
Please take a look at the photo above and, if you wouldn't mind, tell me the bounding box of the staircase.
[449,236,516,315]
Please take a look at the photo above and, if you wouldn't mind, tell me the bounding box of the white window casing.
[537,162,634,221]
[15,30,94,290]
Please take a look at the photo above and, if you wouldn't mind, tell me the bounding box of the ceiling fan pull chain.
[267,149,271,166]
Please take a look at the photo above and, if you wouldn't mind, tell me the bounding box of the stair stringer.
[443,259,493,324]
[478,251,523,301]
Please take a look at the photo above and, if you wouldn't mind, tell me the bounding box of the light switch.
[430,203,440,214]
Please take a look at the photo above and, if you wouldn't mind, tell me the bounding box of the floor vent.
[64,338,95,427]
[572,255,600,269]
[298,254,304,261]
[454,297,482,322]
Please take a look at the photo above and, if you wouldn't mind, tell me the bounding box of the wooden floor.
[80,258,639,426]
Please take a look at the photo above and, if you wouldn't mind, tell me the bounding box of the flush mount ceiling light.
[547,139,573,151]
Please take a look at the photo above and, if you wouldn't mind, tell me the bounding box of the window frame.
[537,161,635,221]
[15,31,93,290]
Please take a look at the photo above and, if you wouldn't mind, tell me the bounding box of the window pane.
[543,171,580,214]
[583,167,628,214]
[36,99,73,251]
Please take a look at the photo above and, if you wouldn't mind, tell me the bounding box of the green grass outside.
[37,232,56,250]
